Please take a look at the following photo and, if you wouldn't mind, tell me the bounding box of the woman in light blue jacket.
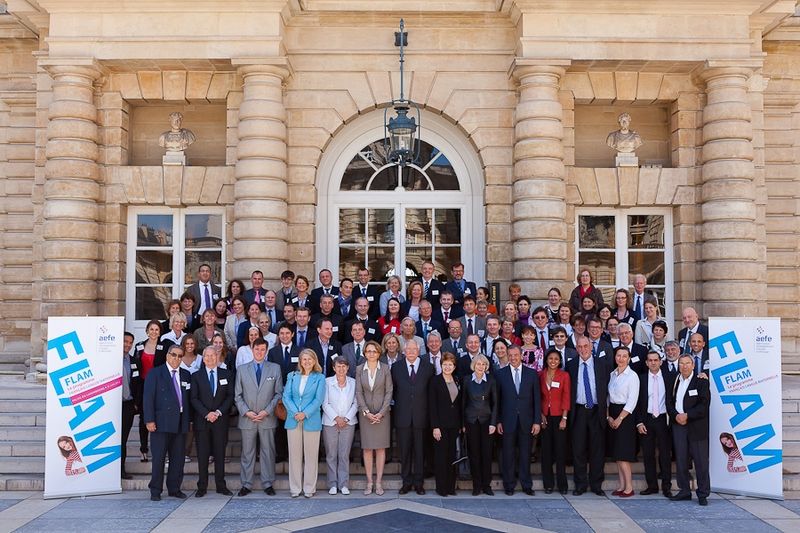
[283,348,326,497]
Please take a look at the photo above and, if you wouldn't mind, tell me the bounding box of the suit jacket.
[267,343,300,384]
[540,368,571,416]
[667,373,710,441]
[344,316,382,344]
[236,319,259,349]
[589,338,615,361]
[263,307,284,334]
[619,342,649,373]
[339,342,364,378]
[311,312,344,342]
[333,296,356,322]
[553,346,579,369]
[134,340,169,371]
[496,364,542,432]
[128,352,144,407]
[661,359,680,383]
[416,318,444,343]
[353,285,382,319]
[566,355,611,427]
[188,281,221,315]
[435,306,464,326]
[445,279,477,306]
[428,374,462,429]
[275,288,298,311]
[634,370,671,426]
[456,353,479,380]
[243,288,267,307]
[307,336,344,377]
[355,362,393,416]
[420,278,446,309]
[143,364,191,434]
[568,285,605,313]
[442,336,467,357]
[678,323,709,354]
[391,357,435,429]
[458,314,486,337]
[190,365,234,431]
[283,371,326,431]
[234,360,283,430]
[309,286,340,315]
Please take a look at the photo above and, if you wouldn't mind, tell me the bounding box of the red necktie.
[540,332,547,350]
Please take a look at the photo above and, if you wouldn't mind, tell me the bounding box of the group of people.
[123,263,719,505]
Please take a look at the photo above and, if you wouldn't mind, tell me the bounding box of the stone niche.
[574,104,671,168]
[129,103,227,166]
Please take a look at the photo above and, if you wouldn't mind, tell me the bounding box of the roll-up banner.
[44,317,124,499]
[709,317,782,499]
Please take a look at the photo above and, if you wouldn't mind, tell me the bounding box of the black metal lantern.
[384,19,421,166]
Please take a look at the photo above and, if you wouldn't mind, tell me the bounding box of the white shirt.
[161,330,186,345]
[180,355,203,374]
[262,331,277,349]
[608,366,639,414]
[407,358,420,377]
[675,374,692,414]
[576,357,597,405]
[428,351,443,375]
[298,374,309,396]
[321,376,358,426]
[365,362,381,390]
[471,372,487,384]
[198,282,215,314]
[236,346,254,368]
[646,371,667,417]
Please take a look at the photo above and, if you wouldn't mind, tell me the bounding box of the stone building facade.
[1,1,800,371]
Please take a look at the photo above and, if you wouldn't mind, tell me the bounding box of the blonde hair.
[296,348,322,375]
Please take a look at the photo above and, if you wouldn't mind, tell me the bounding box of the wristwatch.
[363,409,370,416]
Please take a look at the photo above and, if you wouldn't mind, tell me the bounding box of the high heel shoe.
[363,482,373,495]
[140,452,148,463]
[375,483,384,496]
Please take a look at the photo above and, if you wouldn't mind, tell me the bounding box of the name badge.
[332,326,339,332]
[368,328,376,334]
[598,353,606,358]
[156,344,163,350]
[631,356,640,363]
[182,382,190,389]
[464,288,471,295]
[689,389,698,397]
[477,329,485,337]
[130,363,137,369]
[266,376,275,381]
[391,326,398,334]
[331,353,338,359]
[136,345,143,351]
[679,338,686,347]
[132,371,139,378]
[432,290,439,296]
[291,297,299,303]
[367,296,374,302]
[703,360,710,370]
[291,356,299,363]
[213,294,220,300]
[219,379,228,385]
[551,381,560,388]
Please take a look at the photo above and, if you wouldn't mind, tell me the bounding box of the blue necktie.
[582,362,594,408]
[298,330,305,347]
[255,363,262,385]
[695,356,701,376]
[209,370,216,396]
[635,295,642,320]
[204,284,212,311]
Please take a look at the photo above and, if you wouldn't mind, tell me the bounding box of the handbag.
[274,400,287,421]
[452,432,469,465]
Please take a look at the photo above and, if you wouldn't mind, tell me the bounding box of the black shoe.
[640,487,659,496]
[264,486,276,496]
[472,488,481,496]
[544,488,553,495]
[150,494,161,501]
[217,488,233,496]
[448,490,457,496]
[238,487,252,497]
[670,493,691,501]
[415,487,426,495]
[523,488,535,496]
[573,488,586,496]
[169,491,188,499]
[121,472,133,480]
[436,490,448,497]
[593,489,605,496]
[504,489,514,496]
[399,485,412,495]
[663,490,673,498]
[698,497,708,506]
[559,489,568,495]
[483,488,494,496]
[195,489,206,498]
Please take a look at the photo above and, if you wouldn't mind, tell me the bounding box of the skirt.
[608,403,637,462]
[358,411,391,450]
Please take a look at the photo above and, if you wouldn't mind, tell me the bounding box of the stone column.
[41,63,103,326]
[699,66,764,317]
[233,63,289,283]
[512,61,569,299]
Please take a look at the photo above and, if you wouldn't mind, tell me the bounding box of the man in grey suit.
[340,321,366,377]
[235,337,283,496]
[442,320,466,357]
[187,263,220,316]
[457,296,486,338]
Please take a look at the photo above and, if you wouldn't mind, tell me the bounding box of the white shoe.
[328,487,337,495]
[340,487,350,495]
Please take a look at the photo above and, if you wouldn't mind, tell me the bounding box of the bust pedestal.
[615,152,639,167]
[163,151,186,166]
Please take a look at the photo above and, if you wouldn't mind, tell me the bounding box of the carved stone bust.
[606,112,643,154]
[158,112,196,164]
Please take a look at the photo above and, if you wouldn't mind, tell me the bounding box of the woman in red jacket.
[539,347,572,494]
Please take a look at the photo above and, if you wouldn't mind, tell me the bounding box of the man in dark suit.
[262,290,284,333]
[456,333,482,380]
[339,321,366,377]
[416,300,444,343]
[309,268,339,315]
[308,317,343,377]
[668,354,711,506]
[688,333,710,377]
[334,278,356,321]
[267,324,297,463]
[275,270,297,312]
[586,317,614,360]
[457,296,486,337]
[436,291,464,326]
[354,268,382,319]
[662,340,681,381]
[420,261,445,310]
[678,306,709,356]
[391,341,435,495]
[496,345,541,495]
[243,270,267,306]
[442,320,466,357]
[187,263,220,316]
[143,344,191,501]
[636,350,673,498]
[190,346,234,497]
[617,322,648,373]
[567,335,610,496]
[551,326,578,369]
[293,307,313,348]
[311,294,344,342]
[444,262,477,308]
[344,297,382,344]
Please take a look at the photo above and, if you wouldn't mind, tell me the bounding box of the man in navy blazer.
[496,345,541,495]
[307,317,343,377]
[143,344,191,501]
[309,268,339,315]
[444,262,477,307]
[419,261,446,309]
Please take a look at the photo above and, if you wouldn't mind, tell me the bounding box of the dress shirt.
[180,355,203,374]
[646,371,667,416]
[205,366,219,399]
[122,354,133,401]
[386,354,400,368]
[161,330,186,345]
[296,328,309,346]
[407,305,420,322]
[665,359,678,374]
[407,358,420,377]
[322,376,357,426]
[675,374,691,413]
[576,357,597,406]
[199,282,214,314]
[365,362,381,390]
[608,366,639,413]
[471,372,487,384]
[536,327,550,349]
[441,307,453,323]
[428,351,443,375]
[299,374,309,396]
[691,351,705,375]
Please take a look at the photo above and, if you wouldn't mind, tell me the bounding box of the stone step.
[0,399,46,413]
[0,413,45,426]
[0,426,45,440]
[0,380,45,400]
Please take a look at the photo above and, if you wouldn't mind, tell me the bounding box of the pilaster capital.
[38,57,105,82]
[696,60,758,88]
[510,59,570,82]
[232,57,291,81]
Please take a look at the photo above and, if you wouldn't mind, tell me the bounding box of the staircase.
[0,375,798,493]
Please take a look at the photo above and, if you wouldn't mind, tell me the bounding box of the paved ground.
[0,489,798,533]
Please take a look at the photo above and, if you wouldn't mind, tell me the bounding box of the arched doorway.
[317,111,485,288]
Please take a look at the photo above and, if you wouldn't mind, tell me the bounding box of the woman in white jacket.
[321,357,358,495]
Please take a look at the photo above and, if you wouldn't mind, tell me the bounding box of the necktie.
[635,295,642,319]
[582,363,594,408]
[204,284,211,311]
[325,288,330,295]
[695,355,701,376]
[670,362,675,373]
[651,374,659,417]
[459,280,465,292]
[298,330,305,347]
[284,346,290,368]
[355,343,361,360]
[541,331,547,350]
[269,308,275,325]
[423,323,428,339]
[410,364,416,383]
[514,367,521,394]
[432,355,440,374]
[424,281,430,296]
[593,341,598,357]
[362,287,367,297]
[444,310,449,322]
[171,370,183,411]
[467,318,474,335]
[684,330,692,353]
[256,291,261,304]
[210,369,216,396]
[255,363,262,385]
